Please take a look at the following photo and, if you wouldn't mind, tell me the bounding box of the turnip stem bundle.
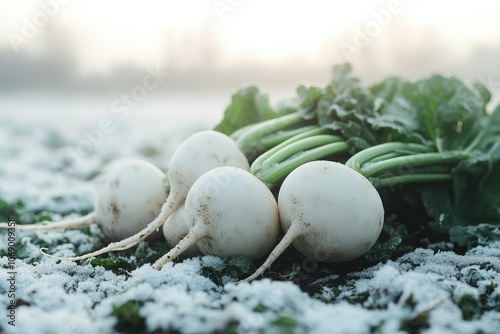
[237,125,350,188]
[232,112,311,161]
[345,142,473,188]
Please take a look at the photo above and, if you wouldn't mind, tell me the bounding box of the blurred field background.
[1,1,500,99]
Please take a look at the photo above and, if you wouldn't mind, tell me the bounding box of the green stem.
[345,142,432,171]
[230,122,258,141]
[404,164,453,175]
[372,173,453,188]
[368,152,400,163]
[251,126,327,172]
[259,125,319,149]
[263,135,344,167]
[361,151,469,178]
[235,113,303,145]
[255,142,350,187]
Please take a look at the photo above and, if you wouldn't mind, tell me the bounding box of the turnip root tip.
[0,213,95,231]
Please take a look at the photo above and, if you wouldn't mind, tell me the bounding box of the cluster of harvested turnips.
[0,129,384,281]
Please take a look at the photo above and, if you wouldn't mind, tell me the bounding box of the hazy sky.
[1,0,500,78]
[0,0,500,71]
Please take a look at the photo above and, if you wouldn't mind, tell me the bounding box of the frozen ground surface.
[0,93,499,334]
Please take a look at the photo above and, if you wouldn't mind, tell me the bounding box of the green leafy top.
[370,75,488,151]
[301,64,492,153]
[213,86,279,135]
[213,63,500,239]
[216,64,494,154]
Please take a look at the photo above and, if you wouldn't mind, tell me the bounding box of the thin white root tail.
[240,221,303,282]
[39,197,180,261]
[152,223,206,270]
[0,212,95,231]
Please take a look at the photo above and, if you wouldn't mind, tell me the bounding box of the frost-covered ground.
[1,93,500,334]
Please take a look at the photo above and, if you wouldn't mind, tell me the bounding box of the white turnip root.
[242,160,384,281]
[162,204,201,258]
[42,130,250,261]
[1,159,166,242]
[152,166,280,270]
[93,159,167,241]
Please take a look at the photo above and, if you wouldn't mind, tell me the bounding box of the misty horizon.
[1,1,500,100]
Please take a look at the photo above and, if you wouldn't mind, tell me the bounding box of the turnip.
[152,166,280,270]
[242,160,384,281]
[42,130,250,261]
[0,159,167,242]
[162,204,201,258]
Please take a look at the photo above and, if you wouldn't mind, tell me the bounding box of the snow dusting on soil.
[1,95,499,334]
